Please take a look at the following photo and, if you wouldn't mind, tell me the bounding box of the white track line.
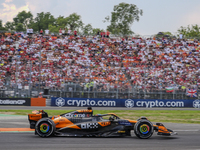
[174,130,199,131]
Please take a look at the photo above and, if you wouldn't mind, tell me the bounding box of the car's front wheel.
[35,118,55,138]
[134,119,154,139]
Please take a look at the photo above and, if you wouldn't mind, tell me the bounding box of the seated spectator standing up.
[30,28,33,35]
[45,29,49,35]
[27,28,30,35]
[38,92,43,98]
[64,28,67,35]
[40,29,43,35]
[74,30,77,37]
[27,28,33,36]
[68,28,71,36]
[59,28,62,36]
[100,31,103,38]
[62,28,65,36]
[102,31,106,37]
[106,30,110,38]
[97,31,100,37]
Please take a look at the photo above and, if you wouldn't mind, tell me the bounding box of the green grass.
[0,109,200,124]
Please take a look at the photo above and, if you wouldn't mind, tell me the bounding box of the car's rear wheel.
[134,119,154,139]
[35,118,55,138]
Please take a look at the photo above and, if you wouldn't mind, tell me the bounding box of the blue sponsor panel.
[121,99,188,108]
[51,97,120,107]
[51,97,200,108]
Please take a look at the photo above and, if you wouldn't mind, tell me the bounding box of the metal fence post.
[29,61,32,97]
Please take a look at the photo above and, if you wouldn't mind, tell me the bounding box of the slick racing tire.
[35,118,55,138]
[134,119,154,139]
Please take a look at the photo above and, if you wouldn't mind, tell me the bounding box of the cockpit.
[95,114,120,121]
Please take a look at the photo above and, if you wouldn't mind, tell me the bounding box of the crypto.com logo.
[125,99,134,108]
[55,97,65,107]
[193,100,200,108]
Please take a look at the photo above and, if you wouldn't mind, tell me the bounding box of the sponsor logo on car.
[118,131,126,133]
[55,97,65,107]
[98,121,111,127]
[118,121,132,126]
[125,99,134,108]
[193,100,200,108]
[81,123,98,129]
[65,113,85,118]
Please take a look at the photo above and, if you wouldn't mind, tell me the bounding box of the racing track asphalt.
[0,131,200,150]
[0,114,200,150]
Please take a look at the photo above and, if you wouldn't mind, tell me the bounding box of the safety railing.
[0,85,198,100]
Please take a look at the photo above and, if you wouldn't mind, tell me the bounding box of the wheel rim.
[139,124,150,135]
[40,123,50,133]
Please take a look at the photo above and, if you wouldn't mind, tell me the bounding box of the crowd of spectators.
[0,31,200,94]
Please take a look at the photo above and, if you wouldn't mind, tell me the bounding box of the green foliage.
[105,2,143,36]
[13,11,33,30]
[163,32,173,36]
[82,24,93,35]
[0,20,6,30]
[48,13,83,33]
[92,28,103,35]
[30,12,56,31]
[15,23,24,31]
[65,13,83,31]
[177,24,200,38]
[0,5,148,35]
[155,31,175,38]
[48,16,68,33]
[4,21,15,31]
[48,24,59,33]
[56,16,68,28]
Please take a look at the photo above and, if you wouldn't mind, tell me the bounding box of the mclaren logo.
[125,99,134,108]
[193,100,200,108]
[55,97,65,107]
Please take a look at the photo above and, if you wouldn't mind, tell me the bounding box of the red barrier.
[31,98,46,106]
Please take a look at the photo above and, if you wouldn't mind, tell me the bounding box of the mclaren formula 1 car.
[28,108,177,139]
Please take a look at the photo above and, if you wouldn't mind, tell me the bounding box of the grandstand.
[0,32,199,100]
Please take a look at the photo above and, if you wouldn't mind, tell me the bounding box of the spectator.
[59,28,62,35]
[38,92,43,98]
[40,29,43,35]
[0,32,199,94]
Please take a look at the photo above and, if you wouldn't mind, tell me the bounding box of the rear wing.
[28,110,48,129]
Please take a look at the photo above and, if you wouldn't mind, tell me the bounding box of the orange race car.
[28,107,177,139]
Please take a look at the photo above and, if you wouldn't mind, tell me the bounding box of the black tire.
[35,118,55,138]
[134,119,154,139]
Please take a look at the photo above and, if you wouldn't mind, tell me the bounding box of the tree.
[4,21,15,31]
[30,12,56,31]
[0,20,6,31]
[15,23,24,31]
[178,24,200,38]
[82,24,93,35]
[156,31,174,38]
[92,28,103,35]
[48,24,59,33]
[13,11,33,30]
[105,2,143,36]
[48,16,68,33]
[66,13,83,31]
[56,16,68,28]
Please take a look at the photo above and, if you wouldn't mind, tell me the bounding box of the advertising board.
[0,98,31,106]
[51,97,200,108]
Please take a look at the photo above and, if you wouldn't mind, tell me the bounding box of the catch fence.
[0,83,198,100]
